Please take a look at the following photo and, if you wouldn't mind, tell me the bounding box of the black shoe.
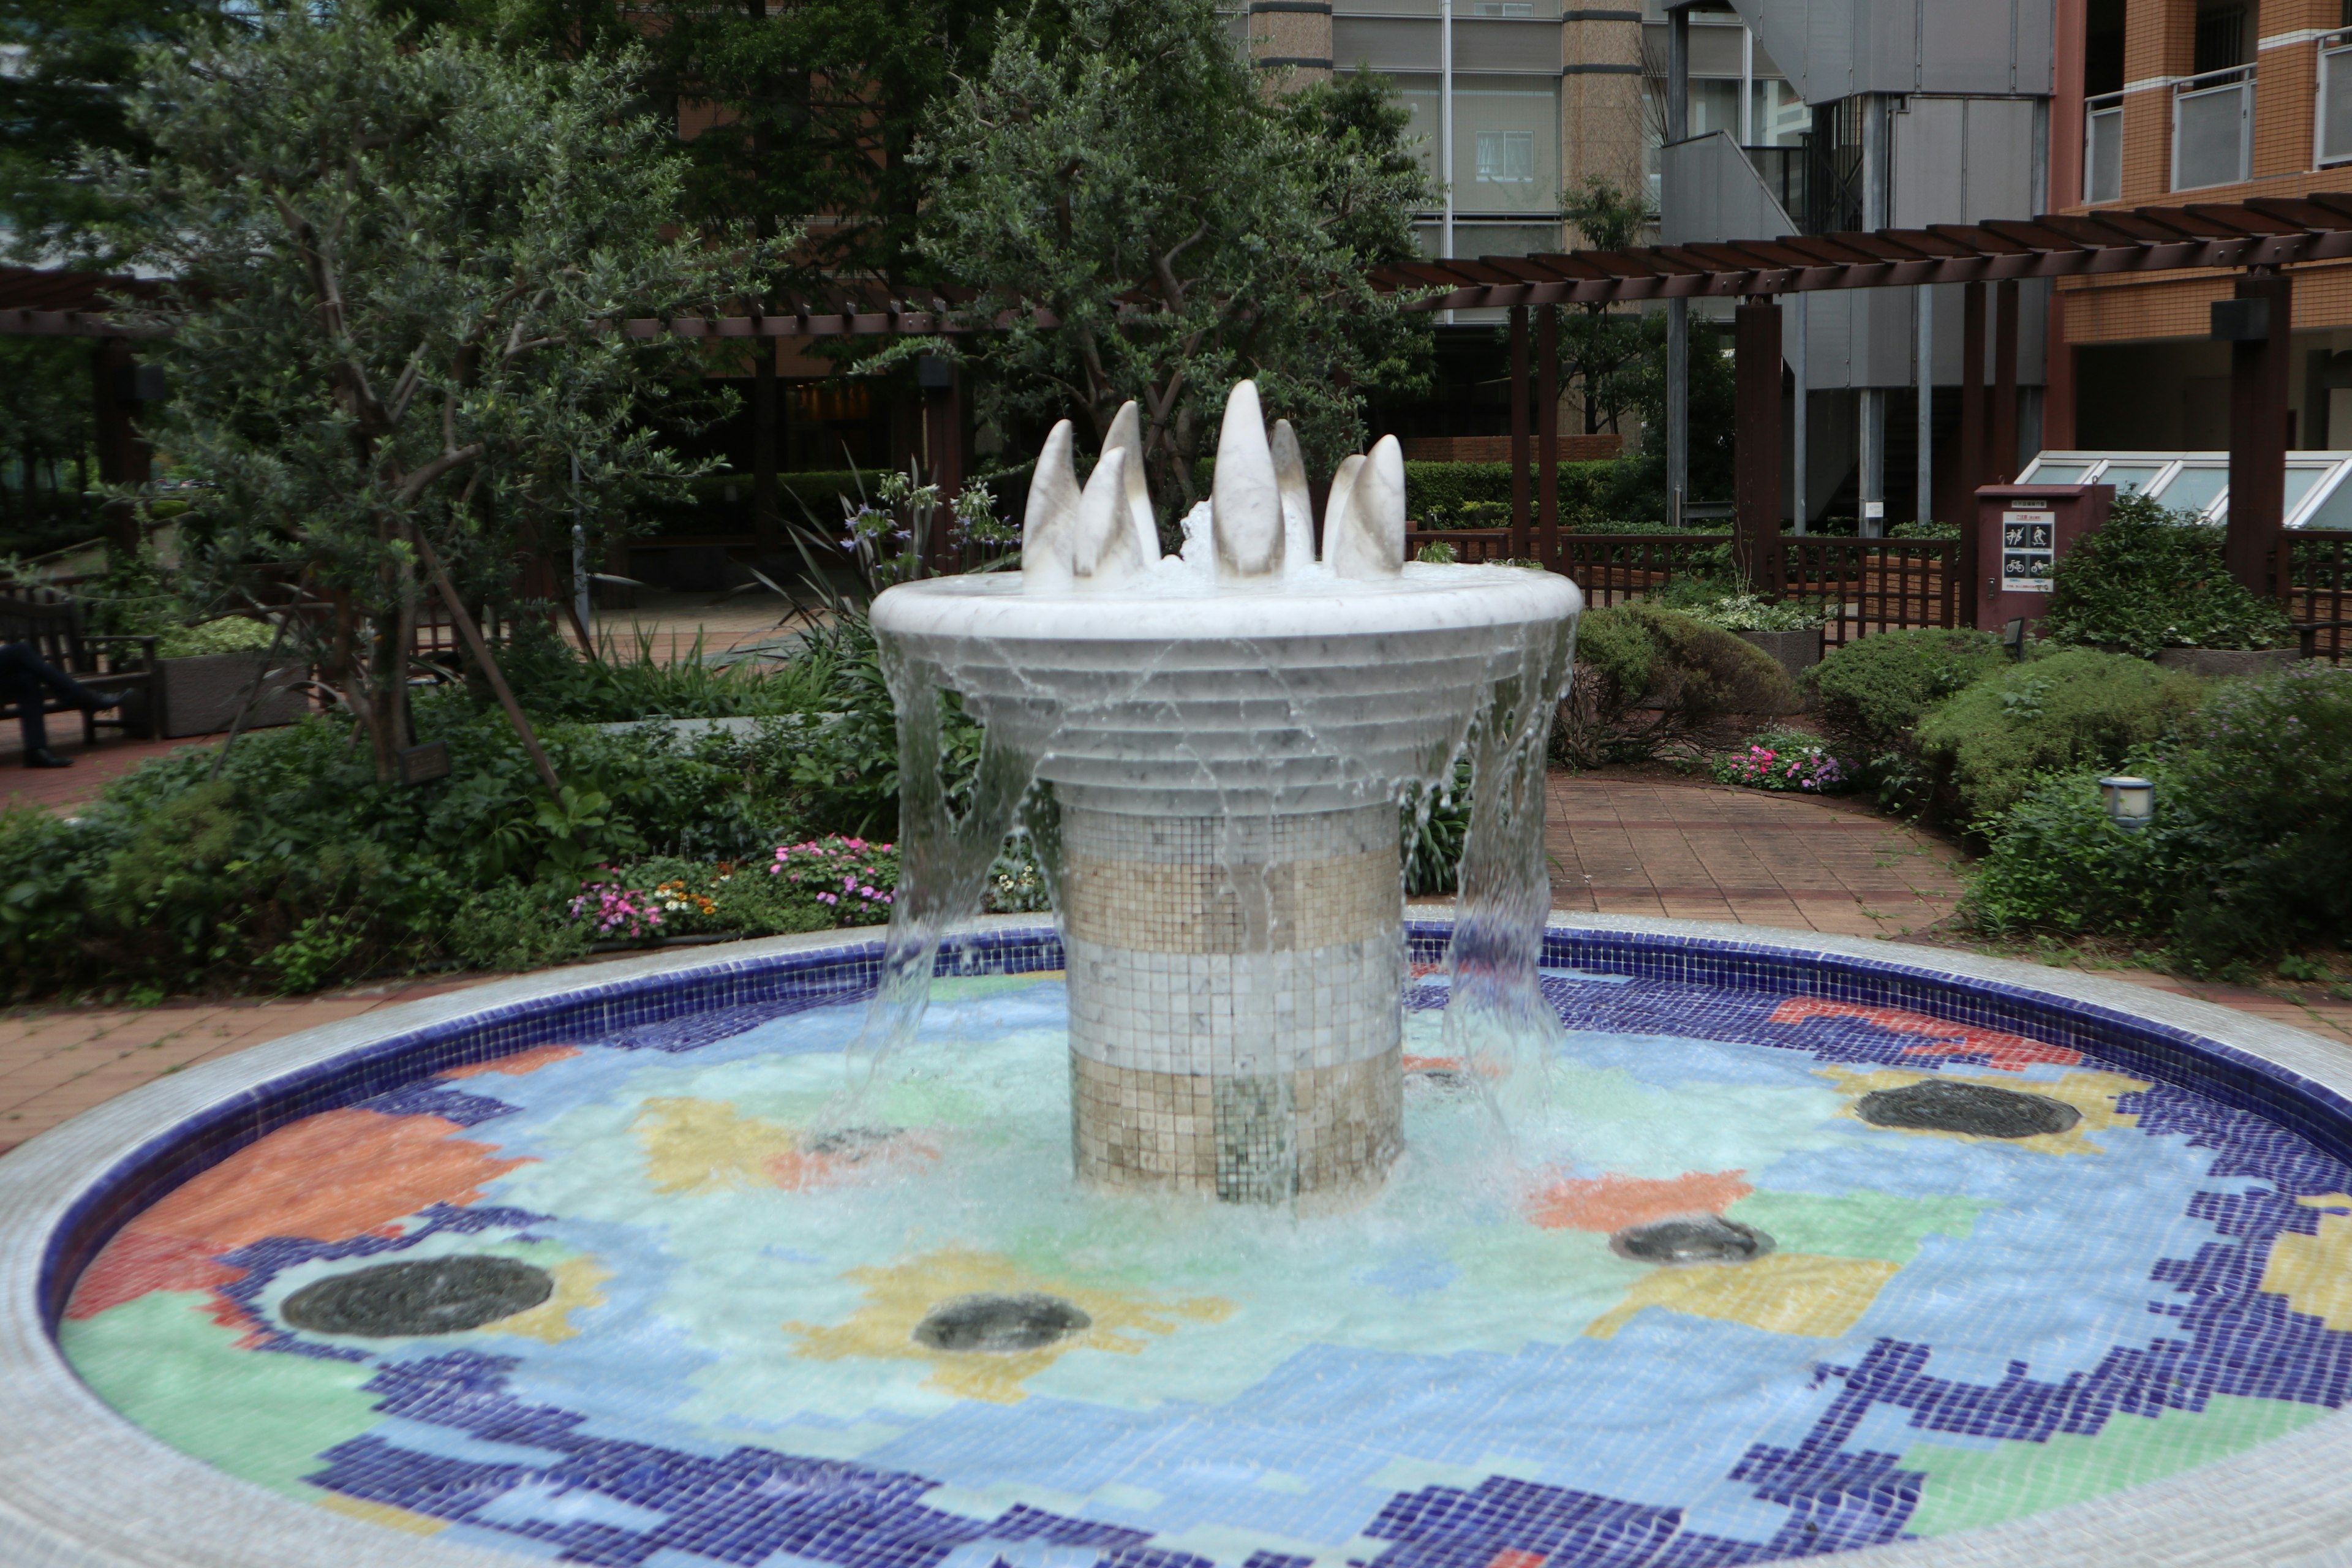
[24,748,72,768]
[81,688,135,712]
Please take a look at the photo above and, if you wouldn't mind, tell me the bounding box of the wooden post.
[1733,298,1783,590]
[1509,305,1531,558]
[1538,304,1560,565]
[1956,281,1986,521]
[2226,270,2293,597]
[752,334,780,557]
[90,337,149,556]
[1991,280,2020,483]
[921,353,963,571]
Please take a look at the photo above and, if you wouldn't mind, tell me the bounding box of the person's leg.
[0,638,104,710]
[0,643,58,761]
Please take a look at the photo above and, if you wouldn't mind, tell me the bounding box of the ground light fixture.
[2099,774,2155,828]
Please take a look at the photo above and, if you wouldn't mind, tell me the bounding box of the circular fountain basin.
[9,918,2352,1568]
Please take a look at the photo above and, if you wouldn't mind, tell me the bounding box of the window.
[1473,2,1535,14]
[1477,130,1535,183]
[2193,4,2245,75]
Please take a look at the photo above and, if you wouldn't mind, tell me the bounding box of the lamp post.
[2098,775,2154,829]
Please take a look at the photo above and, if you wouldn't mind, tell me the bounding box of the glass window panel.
[1749,78,1811,147]
[1390,74,1442,190]
[2284,462,2331,513]
[1472,2,1536,15]
[2297,467,2352,527]
[2098,462,2168,496]
[1452,80,1559,215]
[2087,105,2122,201]
[2173,78,2250,190]
[2156,463,2229,514]
[2025,460,2091,483]
[1686,80,1740,141]
[2326,45,2352,164]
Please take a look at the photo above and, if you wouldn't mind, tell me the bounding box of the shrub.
[764,837,898,924]
[1806,628,2010,807]
[1964,771,2168,940]
[1402,461,1616,526]
[1552,603,1796,767]
[1914,649,2208,826]
[2043,494,2294,657]
[157,616,277,657]
[1963,665,2352,968]
[1712,728,1850,793]
[2158,662,2352,965]
[1646,576,1826,631]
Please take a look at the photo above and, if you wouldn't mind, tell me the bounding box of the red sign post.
[1974,484,2116,633]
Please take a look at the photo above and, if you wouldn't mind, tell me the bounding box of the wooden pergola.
[1372,194,2352,603]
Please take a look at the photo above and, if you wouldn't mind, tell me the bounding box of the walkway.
[2,769,2345,1158]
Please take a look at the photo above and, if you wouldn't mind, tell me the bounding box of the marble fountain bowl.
[10,918,2352,1568]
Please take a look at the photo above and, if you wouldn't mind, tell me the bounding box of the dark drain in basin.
[913,1294,1091,1353]
[282,1256,554,1336]
[1856,1079,2081,1139]
[803,1126,903,1160]
[1610,1216,1774,1265]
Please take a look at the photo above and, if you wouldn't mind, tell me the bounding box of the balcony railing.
[2085,91,2123,203]
[2173,65,2252,191]
[2321,29,2352,167]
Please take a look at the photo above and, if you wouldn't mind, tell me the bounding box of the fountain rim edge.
[0,914,2348,1568]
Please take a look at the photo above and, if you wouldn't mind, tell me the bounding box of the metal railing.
[2086,92,2124,203]
[2173,66,2253,192]
[2320,31,2352,167]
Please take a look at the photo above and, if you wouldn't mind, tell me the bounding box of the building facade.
[1657,0,2058,529]
[2057,0,2352,455]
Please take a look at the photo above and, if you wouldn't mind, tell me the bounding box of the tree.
[1558,176,1650,437]
[907,0,1432,522]
[81,9,777,781]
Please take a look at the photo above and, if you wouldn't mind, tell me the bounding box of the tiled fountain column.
[1060,794,1404,1201]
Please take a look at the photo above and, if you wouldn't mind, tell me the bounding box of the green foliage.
[1645,576,1825,631]
[499,620,835,724]
[1964,664,2352,968]
[2044,494,2295,657]
[1405,462,1616,526]
[1914,649,2208,826]
[1402,758,1473,896]
[86,7,778,779]
[906,0,1433,516]
[1551,603,1796,767]
[157,617,276,658]
[1804,628,2011,809]
[1964,771,2168,940]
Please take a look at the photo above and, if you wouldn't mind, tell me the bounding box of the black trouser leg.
[0,640,94,755]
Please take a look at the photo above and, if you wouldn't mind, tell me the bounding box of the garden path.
[4,769,2346,1158]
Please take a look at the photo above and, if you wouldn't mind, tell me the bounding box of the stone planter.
[1736,627,1825,688]
[154,650,309,739]
[2152,646,2302,679]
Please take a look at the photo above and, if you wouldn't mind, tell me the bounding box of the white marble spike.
[1320,453,1366,568]
[1269,419,1316,570]
[1211,380,1284,580]
[1102,401,1161,563]
[1022,420,1080,592]
[1071,445,1149,587]
[1330,435,1406,579]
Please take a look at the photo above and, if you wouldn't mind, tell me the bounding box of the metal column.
[1915,286,1934,527]
[1665,5,1690,523]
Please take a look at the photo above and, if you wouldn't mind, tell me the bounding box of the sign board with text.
[1975,483,2116,633]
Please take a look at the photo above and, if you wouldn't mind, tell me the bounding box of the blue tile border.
[36,918,2352,1344]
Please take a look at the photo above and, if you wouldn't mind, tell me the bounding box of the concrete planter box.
[2152,646,2301,679]
[154,650,309,739]
[1736,627,1825,687]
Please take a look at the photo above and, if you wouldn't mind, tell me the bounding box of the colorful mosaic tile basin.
[51,927,2352,1568]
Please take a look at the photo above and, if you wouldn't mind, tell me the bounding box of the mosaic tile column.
[1060,796,1404,1201]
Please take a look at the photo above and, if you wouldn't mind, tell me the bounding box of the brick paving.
[3,766,2346,1159]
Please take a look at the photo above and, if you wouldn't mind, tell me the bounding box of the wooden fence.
[1403,529,1964,646]
[2285,530,2352,663]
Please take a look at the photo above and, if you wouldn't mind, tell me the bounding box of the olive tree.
[83,9,777,780]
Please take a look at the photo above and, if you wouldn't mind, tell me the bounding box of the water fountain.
[8,388,2352,1568]
[865,381,1577,1200]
